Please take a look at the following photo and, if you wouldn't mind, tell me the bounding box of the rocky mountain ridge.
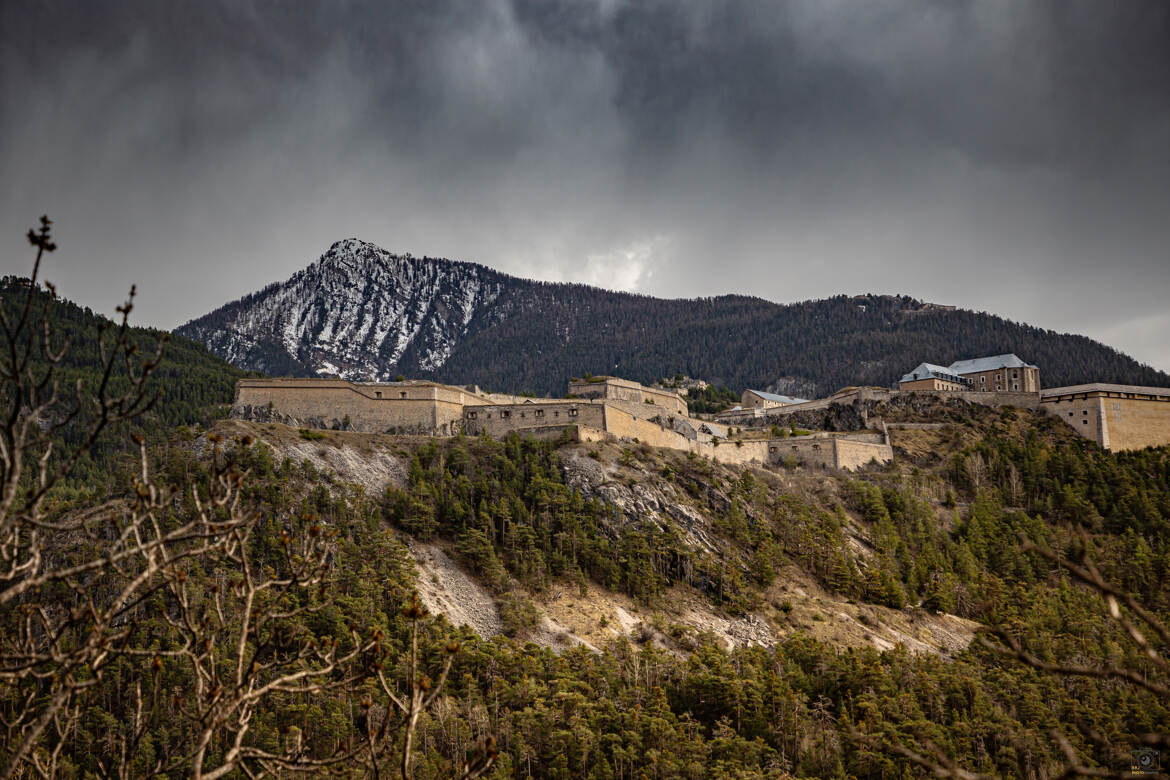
[178,239,1170,396]
[177,239,513,379]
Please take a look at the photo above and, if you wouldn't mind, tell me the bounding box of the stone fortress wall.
[234,367,1170,461]
[1041,389,1107,448]
[1040,384,1170,452]
[463,400,604,438]
[234,375,893,471]
[557,421,890,471]
[459,386,891,471]
[233,378,491,436]
[567,376,689,417]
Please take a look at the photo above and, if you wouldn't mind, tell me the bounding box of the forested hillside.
[178,240,1170,396]
[17,404,1169,777]
[436,288,1170,396]
[0,276,250,492]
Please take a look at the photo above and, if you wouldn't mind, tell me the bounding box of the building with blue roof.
[898,363,971,391]
[899,353,1040,393]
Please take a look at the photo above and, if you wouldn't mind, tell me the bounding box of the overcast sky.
[2,1,1168,370]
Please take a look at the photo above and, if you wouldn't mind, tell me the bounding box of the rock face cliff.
[178,239,1170,395]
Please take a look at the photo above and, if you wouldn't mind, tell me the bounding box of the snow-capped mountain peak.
[177,239,508,380]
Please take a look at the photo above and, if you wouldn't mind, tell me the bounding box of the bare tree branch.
[852,534,1168,780]
[1,216,496,779]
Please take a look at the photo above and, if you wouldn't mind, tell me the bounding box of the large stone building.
[567,376,689,416]
[898,363,971,392]
[1041,383,1170,452]
[899,354,1040,392]
[949,354,1040,393]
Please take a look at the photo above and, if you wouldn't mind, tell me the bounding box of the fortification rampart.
[1041,384,1170,451]
[568,376,688,416]
[461,400,602,437]
[233,378,489,435]
[1043,392,1107,447]
[908,389,1042,409]
[833,439,895,470]
[236,377,894,470]
[470,400,891,471]
[763,437,893,470]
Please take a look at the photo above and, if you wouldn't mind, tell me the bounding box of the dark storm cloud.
[2,0,1168,370]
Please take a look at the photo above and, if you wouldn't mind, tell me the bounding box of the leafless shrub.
[0,217,494,779]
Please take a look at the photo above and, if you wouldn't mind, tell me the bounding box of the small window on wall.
[568,409,578,417]
[467,411,477,419]
[501,411,511,418]
[400,392,407,399]
[375,391,382,399]
[1083,420,1088,425]
[535,409,545,418]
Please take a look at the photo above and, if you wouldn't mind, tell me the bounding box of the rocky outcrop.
[762,401,869,432]
[560,448,721,553]
[230,403,355,431]
[409,542,504,638]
